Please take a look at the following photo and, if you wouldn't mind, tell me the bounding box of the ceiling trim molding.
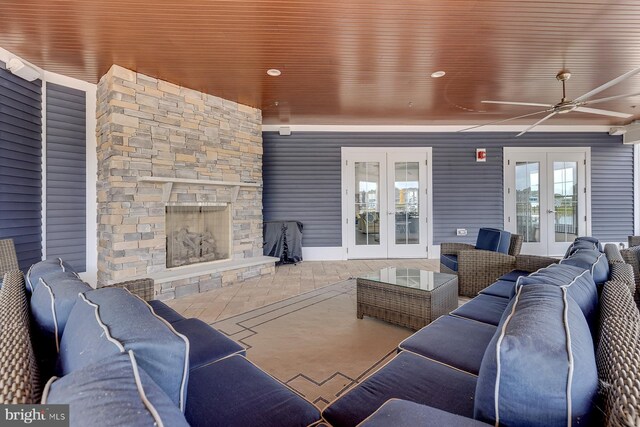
[262,125,612,133]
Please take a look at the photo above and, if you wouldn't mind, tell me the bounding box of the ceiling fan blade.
[482,100,554,108]
[515,111,558,137]
[574,67,640,102]
[458,109,552,132]
[582,91,640,106]
[574,106,632,118]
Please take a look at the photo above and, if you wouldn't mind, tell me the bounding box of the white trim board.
[301,246,439,261]
[263,124,612,133]
[301,247,347,261]
[43,71,98,287]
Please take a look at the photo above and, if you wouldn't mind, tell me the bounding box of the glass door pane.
[354,162,380,246]
[553,161,578,243]
[515,161,540,243]
[394,162,419,245]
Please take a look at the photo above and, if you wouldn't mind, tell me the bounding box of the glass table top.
[358,267,456,291]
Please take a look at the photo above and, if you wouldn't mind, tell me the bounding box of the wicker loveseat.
[323,239,640,427]
[440,228,523,297]
[0,258,321,426]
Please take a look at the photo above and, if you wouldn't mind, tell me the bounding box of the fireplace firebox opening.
[166,203,231,268]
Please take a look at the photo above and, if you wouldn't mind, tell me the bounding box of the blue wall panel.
[262,132,634,247]
[46,83,87,272]
[0,62,42,269]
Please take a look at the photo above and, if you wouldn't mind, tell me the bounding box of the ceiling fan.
[461,67,640,136]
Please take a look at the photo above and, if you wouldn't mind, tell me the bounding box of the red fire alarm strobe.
[476,148,487,162]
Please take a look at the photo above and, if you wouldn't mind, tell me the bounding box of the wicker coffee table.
[356,268,458,330]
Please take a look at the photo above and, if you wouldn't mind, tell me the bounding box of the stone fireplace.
[166,204,231,268]
[96,65,276,300]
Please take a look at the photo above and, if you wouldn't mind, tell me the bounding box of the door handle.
[547,209,556,214]
[388,211,396,215]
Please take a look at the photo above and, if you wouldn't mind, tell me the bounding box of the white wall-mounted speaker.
[7,58,41,82]
[279,126,292,136]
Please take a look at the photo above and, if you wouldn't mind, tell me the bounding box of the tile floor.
[166,258,440,324]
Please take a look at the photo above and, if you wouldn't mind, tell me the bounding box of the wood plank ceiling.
[1,0,640,125]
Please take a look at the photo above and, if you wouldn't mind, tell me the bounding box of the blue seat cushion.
[474,284,598,427]
[451,294,510,326]
[44,351,189,426]
[322,351,477,427]
[58,288,190,411]
[398,315,496,375]
[149,300,185,323]
[171,318,245,370]
[560,248,609,285]
[360,399,489,427]
[516,263,598,333]
[440,254,458,272]
[478,280,515,299]
[497,270,530,282]
[186,354,321,427]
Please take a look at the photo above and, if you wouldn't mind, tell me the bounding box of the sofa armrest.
[106,278,155,301]
[440,242,475,255]
[456,250,516,297]
[515,254,559,272]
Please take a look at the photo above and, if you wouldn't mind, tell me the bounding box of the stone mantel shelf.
[138,176,261,203]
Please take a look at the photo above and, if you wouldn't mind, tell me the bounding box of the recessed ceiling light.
[267,69,282,77]
[431,71,446,78]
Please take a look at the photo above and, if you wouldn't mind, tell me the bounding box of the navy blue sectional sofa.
[323,238,640,426]
[19,259,321,427]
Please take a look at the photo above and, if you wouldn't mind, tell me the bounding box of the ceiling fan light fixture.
[267,69,281,77]
[431,70,446,78]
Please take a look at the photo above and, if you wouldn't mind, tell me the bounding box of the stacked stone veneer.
[96,65,272,299]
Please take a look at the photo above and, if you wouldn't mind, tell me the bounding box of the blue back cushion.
[30,274,91,354]
[515,264,598,333]
[475,228,502,252]
[475,228,511,254]
[44,351,189,426]
[560,249,609,285]
[565,237,603,258]
[58,288,190,411]
[26,258,76,294]
[474,284,598,427]
[496,230,512,254]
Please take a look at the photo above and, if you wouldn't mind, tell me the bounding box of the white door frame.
[503,147,592,256]
[341,147,434,259]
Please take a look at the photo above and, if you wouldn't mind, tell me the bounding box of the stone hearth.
[96,65,275,299]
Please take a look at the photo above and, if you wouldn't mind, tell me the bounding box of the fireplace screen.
[166,204,231,268]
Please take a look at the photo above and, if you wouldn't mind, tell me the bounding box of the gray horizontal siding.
[262,132,634,247]
[46,82,86,272]
[0,62,43,270]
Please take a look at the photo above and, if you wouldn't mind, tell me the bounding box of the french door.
[504,148,590,256]
[343,148,431,259]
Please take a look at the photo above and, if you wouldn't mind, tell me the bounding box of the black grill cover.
[263,220,303,264]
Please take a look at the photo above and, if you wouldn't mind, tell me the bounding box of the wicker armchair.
[441,233,524,297]
[0,239,19,280]
[105,278,155,301]
[629,236,640,248]
[621,246,640,305]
